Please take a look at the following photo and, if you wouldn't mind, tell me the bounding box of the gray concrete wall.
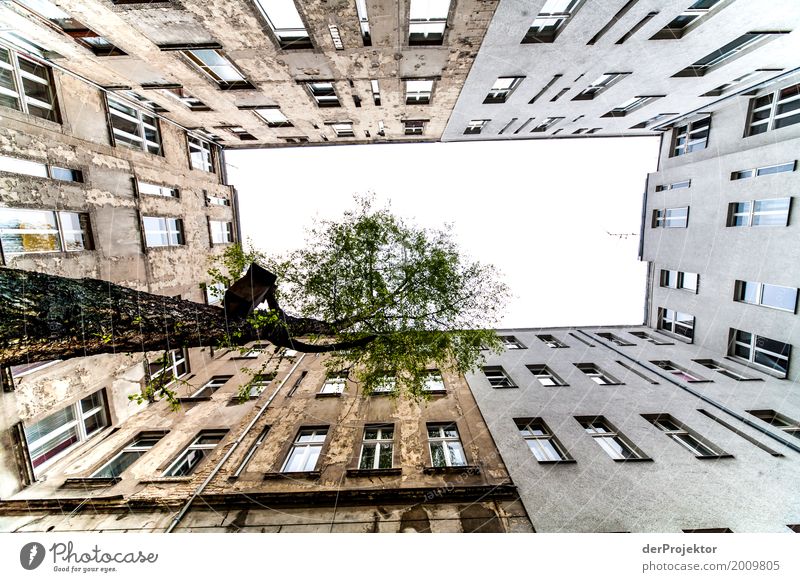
[465,326,800,532]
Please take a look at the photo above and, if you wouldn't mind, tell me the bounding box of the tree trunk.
[0,267,376,368]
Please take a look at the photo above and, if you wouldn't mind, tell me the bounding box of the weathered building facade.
[0,346,532,533]
[466,326,800,532]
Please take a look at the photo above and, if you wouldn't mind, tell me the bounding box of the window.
[148,348,189,385]
[650,361,707,382]
[403,120,425,135]
[279,136,309,144]
[209,220,234,245]
[305,81,340,107]
[370,79,381,105]
[499,335,525,349]
[747,83,800,135]
[427,423,466,467]
[464,119,489,135]
[694,359,760,381]
[206,193,230,207]
[522,0,583,43]
[119,90,167,113]
[408,0,450,45]
[531,117,563,132]
[0,208,93,258]
[137,180,177,198]
[729,329,791,376]
[0,45,58,121]
[603,95,663,117]
[596,332,635,346]
[747,410,800,439]
[644,415,726,457]
[732,161,795,180]
[674,32,784,77]
[726,197,791,227]
[652,206,689,228]
[422,371,446,393]
[660,269,699,293]
[734,281,798,313]
[516,418,571,461]
[253,0,312,49]
[188,135,215,172]
[578,417,645,460]
[482,366,516,388]
[359,425,394,469]
[575,363,621,385]
[631,112,678,129]
[405,79,434,104]
[538,334,568,348]
[248,374,272,398]
[527,364,567,387]
[630,331,672,345]
[330,122,354,137]
[281,428,327,472]
[24,389,108,473]
[657,308,695,340]
[161,86,209,111]
[163,430,227,477]
[320,375,346,394]
[702,69,782,97]
[182,49,251,89]
[107,96,161,155]
[0,154,81,182]
[238,344,266,358]
[204,281,226,305]
[650,0,723,39]
[233,425,270,477]
[371,374,396,394]
[254,107,292,127]
[484,76,524,104]
[573,72,629,100]
[655,180,691,192]
[223,126,257,140]
[190,375,232,398]
[142,216,184,248]
[671,117,711,156]
[355,0,371,45]
[91,432,166,478]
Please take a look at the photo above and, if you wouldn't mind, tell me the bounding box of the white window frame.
[281,428,327,472]
[0,208,92,258]
[727,197,791,227]
[358,425,394,469]
[162,430,227,477]
[573,72,629,100]
[408,0,450,45]
[330,122,354,137]
[24,389,108,474]
[748,410,800,439]
[657,308,695,341]
[188,135,215,172]
[693,359,759,381]
[650,360,707,383]
[247,374,272,398]
[646,415,724,457]
[523,0,582,43]
[182,49,247,86]
[371,374,396,394]
[516,418,570,462]
[405,79,434,105]
[580,418,644,460]
[734,280,798,313]
[482,366,516,388]
[142,216,184,248]
[499,335,525,349]
[672,116,711,156]
[107,96,162,155]
[136,179,177,198]
[0,43,58,121]
[660,269,699,293]
[484,76,524,104]
[320,375,346,394]
[575,363,621,385]
[747,83,800,135]
[402,119,425,135]
[731,161,795,180]
[527,364,567,387]
[538,334,568,348]
[653,206,689,228]
[427,423,467,468]
[209,220,234,245]
[607,95,662,116]
[254,107,292,127]
[253,0,312,49]
[190,375,232,398]
[464,119,488,135]
[90,432,165,479]
[355,0,371,45]
[729,329,791,377]
[596,332,635,347]
[422,371,446,393]
[306,81,340,107]
[149,348,188,386]
[629,331,673,345]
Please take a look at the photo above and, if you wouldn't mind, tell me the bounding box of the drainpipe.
[164,354,306,533]
[576,330,800,454]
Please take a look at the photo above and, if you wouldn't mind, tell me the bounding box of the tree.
[0,196,509,398]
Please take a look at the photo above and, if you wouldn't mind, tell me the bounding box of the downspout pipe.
[164,354,306,533]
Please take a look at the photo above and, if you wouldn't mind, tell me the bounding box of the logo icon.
[20,542,46,570]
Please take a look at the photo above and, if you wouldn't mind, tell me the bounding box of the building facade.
[0,0,500,148]
[0,29,239,498]
[442,0,800,140]
[0,346,532,533]
[466,326,800,532]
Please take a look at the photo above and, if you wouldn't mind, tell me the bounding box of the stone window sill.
[263,471,321,480]
[345,468,402,477]
[422,465,480,475]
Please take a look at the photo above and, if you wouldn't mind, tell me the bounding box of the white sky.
[226,136,659,329]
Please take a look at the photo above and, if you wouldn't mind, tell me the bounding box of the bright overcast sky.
[226,136,659,329]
